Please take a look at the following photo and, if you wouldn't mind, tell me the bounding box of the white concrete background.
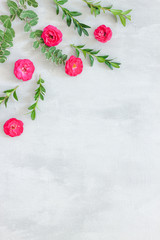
[0,0,160,239]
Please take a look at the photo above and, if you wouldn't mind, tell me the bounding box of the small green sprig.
[0,15,15,63]
[71,44,121,70]
[0,86,19,107]
[82,0,132,27]
[53,0,91,36]
[28,76,45,120]
[30,30,68,65]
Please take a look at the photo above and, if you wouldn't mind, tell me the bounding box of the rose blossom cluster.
[3,24,112,137]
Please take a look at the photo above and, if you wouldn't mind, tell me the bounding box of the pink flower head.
[14,59,35,81]
[65,56,83,77]
[41,25,63,47]
[3,118,24,137]
[94,25,112,43]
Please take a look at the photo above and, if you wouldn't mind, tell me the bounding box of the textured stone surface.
[0,0,160,239]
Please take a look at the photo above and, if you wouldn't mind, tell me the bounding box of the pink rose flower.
[65,56,83,77]
[3,118,24,137]
[41,25,63,47]
[94,25,112,43]
[14,59,35,81]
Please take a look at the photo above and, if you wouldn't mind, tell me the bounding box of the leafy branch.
[0,0,39,64]
[53,0,91,36]
[71,44,121,70]
[82,0,132,27]
[0,15,15,63]
[0,86,19,107]
[28,76,46,120]
[30,30,68,65]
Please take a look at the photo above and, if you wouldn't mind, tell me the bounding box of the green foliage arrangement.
[0,0,133,121]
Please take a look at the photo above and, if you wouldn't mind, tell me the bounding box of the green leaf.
[13,90,18,101]
[33,41,39,48]
[41,85,46,93]
[77,45,85,48]
[62,54,67,61]
[4,18,11,28]
[9,28,15,37]
[56,4,59,14]
[89,55,94,66]
[0,58,6,63]
[82,50,87,58]
[97,56,106,63]
[110,9,123,15]
[29,18,38,26]
[76,49,79,57]
[3,89,14,93]
[80,23,91,29]
[49,46,56,53]
[40,94,44,100]
[20,10,37,19]
[4,97,9,107]
[77,25,82,36]
[82,28,89,36]
[111,62,121,68]
[122,9,132,15]
[9,7,16,16]
[58,0,68,5]
[126,15,131,21]
[28,103,36,110]
[45,52,51,59]
[7,0,18,10]
[30,31,36,38]
[40,78,45,83]
[83,48,93,52]
[70,11,82,16]
[31,110,36,120]
[3,50,10,56]
[27,0,38,7]
[0,15,9,24]
[105,61,113,70]
[41,45,46,53]
[17,9,23,19]
[66,14,72,26]
[34,30,43,37]
[24,22,31,32]
[0,97,5,100]
[119,15,126,26]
